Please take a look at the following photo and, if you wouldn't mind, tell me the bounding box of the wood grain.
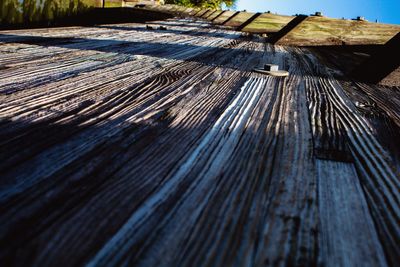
[0,18,399,267]
[212,10,236,24]
[305,76,352,161]
[241,13,295,33]
[224,12,255,27]
[317,160,387,267]
[275,16,400,46]
[207,10,225,21]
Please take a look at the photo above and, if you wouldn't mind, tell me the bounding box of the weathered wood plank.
[242,13,295,33]
[224,12,255,28]
[338,80,400,178]
[270,15,308,44]
[207,10,224,21]
[275,16,400,46]
[296,47,400,266]
[0,17,398,267]
[249,63,319,267]
[189,8,202,16]
[212,10,236,24]
[194,9,209,17]
[316,77,400,266]
[85,61,319,267]
[305,76,352,162]
[200,9,214,19]
[221,11,241,26]
[317,160,388,267]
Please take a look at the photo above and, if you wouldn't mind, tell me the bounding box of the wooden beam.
[189,8,201,16]
[224,12,256,28]
[191,9,202,16]
[194,9,208,17]
[213,10,236,24]
[204,10,217,19]
[206,10,224,21]
[236,12,262,31]
[317,160,388,267]
[304,75,353,162]
[199,9,212,19]
[210,10,226,22]
[202,10,216,19]
[240,13,295,33]
[206,10,222,20]
[274,15,400,46]
[221,11,240,25]
[269,15,308,44]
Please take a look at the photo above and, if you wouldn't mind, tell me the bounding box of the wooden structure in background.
[236,12,262,31]
[211,10,236,24]
[352,32,400,86]
[207,10,225,21]
[152,4,399,47]
[241,13,294,33]
[224,12,255,27]
[275,15,400,46]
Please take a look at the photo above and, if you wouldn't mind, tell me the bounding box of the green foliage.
[165,0,236,9]
[0,0,98,24]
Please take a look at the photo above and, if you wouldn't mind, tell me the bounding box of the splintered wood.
[0,18,399,267]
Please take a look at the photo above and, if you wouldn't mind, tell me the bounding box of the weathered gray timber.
[0,18,399,267]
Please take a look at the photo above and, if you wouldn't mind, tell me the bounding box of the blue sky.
[233,0,400,25]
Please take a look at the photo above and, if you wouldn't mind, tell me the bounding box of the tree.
[165,0,236,9]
